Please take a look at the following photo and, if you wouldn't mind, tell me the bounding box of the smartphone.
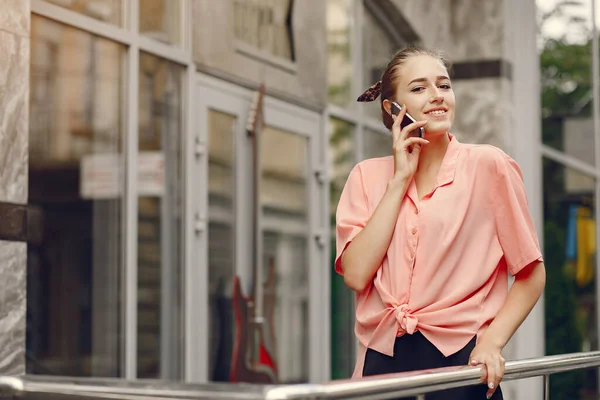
[391,102,424,138]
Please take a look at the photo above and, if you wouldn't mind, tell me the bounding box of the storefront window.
[137,52,185,379]
[363,129,391,160]
[327,0,354,109]
[328,117,355,379]
[362,8,396,120]
[260,126,309,383]
[139,0,182,45]
[207,110,236,381]
[43,0,122,26]
[233,0,294,61]
[329,118,355,219]
[27,15,125,377]
[542,158,597,399]
[539,1,598,398]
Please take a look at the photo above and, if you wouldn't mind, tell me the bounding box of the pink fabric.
[335,134,543,378]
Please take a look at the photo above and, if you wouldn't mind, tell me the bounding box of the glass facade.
[139,0,182,45]
[362,8,396,120]
[540,0,595,163]
[328,117,355,379]
[28,15,125,377]
[27,1,189,380]
[44,0,122,25]
[326,1,418,378]
[538,0,600,398]
[207,110,237,381]
[233,0,295,61]
[327,0,354,109]
[136,52,185,379]
[363,129,391,160]
[542,158,596,398]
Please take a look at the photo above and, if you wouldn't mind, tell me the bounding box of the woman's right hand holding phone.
[391,105,429,182]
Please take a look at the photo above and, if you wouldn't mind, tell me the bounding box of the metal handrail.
[0,376,274,399]
[265,351,600,400]
[0,351,599,400]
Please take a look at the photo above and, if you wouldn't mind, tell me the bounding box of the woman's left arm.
[469,260,546,398]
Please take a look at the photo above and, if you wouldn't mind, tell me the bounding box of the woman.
[335,47,546,400]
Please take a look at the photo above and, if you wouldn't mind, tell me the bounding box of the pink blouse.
[335,134,543,378]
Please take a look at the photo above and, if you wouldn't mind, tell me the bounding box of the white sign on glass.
[80,151,165,199]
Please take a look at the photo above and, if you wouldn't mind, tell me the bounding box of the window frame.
[30,0,196,380]
[324,0,419,379]
[232,0,297,73]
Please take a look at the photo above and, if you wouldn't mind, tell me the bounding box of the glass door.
[193,77,327,384]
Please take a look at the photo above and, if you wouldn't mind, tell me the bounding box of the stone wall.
[0,0,30,375]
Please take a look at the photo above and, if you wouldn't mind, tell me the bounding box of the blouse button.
[411,228,417,235]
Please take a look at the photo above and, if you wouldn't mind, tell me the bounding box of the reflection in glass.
[28,15,124,377]
[329,118,355,221]
[260,126,309,383]
[362,8,397,120]
[233,0,294,60]
[207,110,236,381]
[543,157,597,399]
[328,118,355,379]
[327,0,354,108]
[139,0,182,45]
[137,52,184,379]
[363,129,391,160]
[44,0,122,25]
[538,0,594,164]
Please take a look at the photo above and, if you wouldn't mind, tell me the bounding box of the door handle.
[194,212,207,234]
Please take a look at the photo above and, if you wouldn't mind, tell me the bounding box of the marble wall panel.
[0,29,29,204]
[451,77,513,150]
[192,0,327,109]
[0,0,30,37]
[0,242,26,375]
[0,0,30,376]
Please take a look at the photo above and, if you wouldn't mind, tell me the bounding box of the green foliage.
[540,39,592,150]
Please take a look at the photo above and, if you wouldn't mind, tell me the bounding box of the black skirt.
[362,331,504,400]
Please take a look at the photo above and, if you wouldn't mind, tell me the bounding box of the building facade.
[0,0,598,399]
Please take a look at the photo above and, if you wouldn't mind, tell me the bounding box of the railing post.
[543,374,550,400]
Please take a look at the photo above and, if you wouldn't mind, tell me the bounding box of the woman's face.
[393,55,455,137]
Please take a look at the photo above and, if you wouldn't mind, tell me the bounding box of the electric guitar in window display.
[230,84,278,384]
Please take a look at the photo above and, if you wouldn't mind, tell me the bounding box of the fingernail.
[486,394,492,399]
[470,359,477,365]
[489,382,494,389]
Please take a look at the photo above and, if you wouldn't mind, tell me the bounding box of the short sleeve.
[493,153,543,276]
[335,164,370,275]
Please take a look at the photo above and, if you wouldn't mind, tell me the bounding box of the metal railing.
[1,351,599,400]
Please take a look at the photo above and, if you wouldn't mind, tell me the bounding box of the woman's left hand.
[468,341,505,399]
